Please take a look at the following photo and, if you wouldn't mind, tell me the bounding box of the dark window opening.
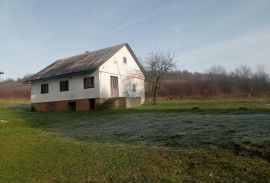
[41,84,49,94]
[31,105,36,111]
[133,84,136,92]
[84,76,94,89]
[89,99,95,110]
[60,80,69,92]
[68,102,76,112]
[123,57,127,64]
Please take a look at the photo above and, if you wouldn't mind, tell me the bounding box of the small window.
[41,84,49,94]
[132,84,136,92]
[123,57,127,64]
[60,80,69,92]
[84,76,94,89]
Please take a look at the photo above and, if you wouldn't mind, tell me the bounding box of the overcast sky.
[0,0,270,79]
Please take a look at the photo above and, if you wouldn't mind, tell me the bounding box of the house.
[25,43,145,112]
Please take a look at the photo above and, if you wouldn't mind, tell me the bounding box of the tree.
[144,49,176,104]
[252,65,270,94]
[206,65,227,77]
[232,65,253,93]
[234,65,252,79]
[254,65,268,80]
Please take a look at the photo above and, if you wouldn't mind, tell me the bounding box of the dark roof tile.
[25,43,144,83]
[27,43,126,82]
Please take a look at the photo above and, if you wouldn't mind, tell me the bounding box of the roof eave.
[24,68,97,84]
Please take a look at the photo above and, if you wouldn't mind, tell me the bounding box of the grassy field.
[140,98,270,113]
[0,99,270,182]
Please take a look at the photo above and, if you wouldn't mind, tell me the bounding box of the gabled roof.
[25,43,144,83]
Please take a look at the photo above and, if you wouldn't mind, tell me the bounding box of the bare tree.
[206,65,227,77]
[255,65,268,79]
[144,49,176,104]
[234,65,252,79]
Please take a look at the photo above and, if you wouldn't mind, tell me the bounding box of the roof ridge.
[55,43,126,63]
[85,43,126,54]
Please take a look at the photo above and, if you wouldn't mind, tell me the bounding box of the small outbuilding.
[25,43,145,112]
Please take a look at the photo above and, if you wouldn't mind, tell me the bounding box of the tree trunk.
[153,77,159,105]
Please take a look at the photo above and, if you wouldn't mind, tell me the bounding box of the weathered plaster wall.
[31,72,99,103]
[99,46,145,104]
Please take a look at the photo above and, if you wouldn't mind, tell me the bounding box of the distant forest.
[145,65,270,99]
[0,65,270,100]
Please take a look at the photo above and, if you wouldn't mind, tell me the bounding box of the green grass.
[0,99,270,182]
[139,98,270,113]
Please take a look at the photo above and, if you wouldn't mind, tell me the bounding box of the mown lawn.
[139,98,270,113]
[0,99,270,182]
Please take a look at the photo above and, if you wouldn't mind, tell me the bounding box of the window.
[84,76,94,89]
[60,80,69,92]
[132,84,136,92]
[123,57,127,64]
[41,84,49,94]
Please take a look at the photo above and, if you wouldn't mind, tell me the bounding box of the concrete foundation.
[31,97,141,112]
[76,99,91,112]
[32,101,68,112]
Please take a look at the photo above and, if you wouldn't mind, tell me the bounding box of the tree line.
[143,50,270,103]
[0,79,30,99]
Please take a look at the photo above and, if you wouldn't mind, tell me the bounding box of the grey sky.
[0,0,270,79]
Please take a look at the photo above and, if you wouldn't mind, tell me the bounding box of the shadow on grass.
[10,104,270,162]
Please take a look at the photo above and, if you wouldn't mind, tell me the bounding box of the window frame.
[41,83,49,94]
[83,76,95,89]
[60,80,69,92]
[123,57,127,64]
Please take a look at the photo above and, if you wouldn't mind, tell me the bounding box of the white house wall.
[99,46,145,103]
[31,72,99,103]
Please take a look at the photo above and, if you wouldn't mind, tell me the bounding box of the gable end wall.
[98,46,145,103]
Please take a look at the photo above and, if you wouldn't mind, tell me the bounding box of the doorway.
[68,101,76,112]
[110,76,119,97]
[89,99,95,110]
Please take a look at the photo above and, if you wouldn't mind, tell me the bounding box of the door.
[89,99,95,110]
[110,76,119,97]
[68,102,76,112]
